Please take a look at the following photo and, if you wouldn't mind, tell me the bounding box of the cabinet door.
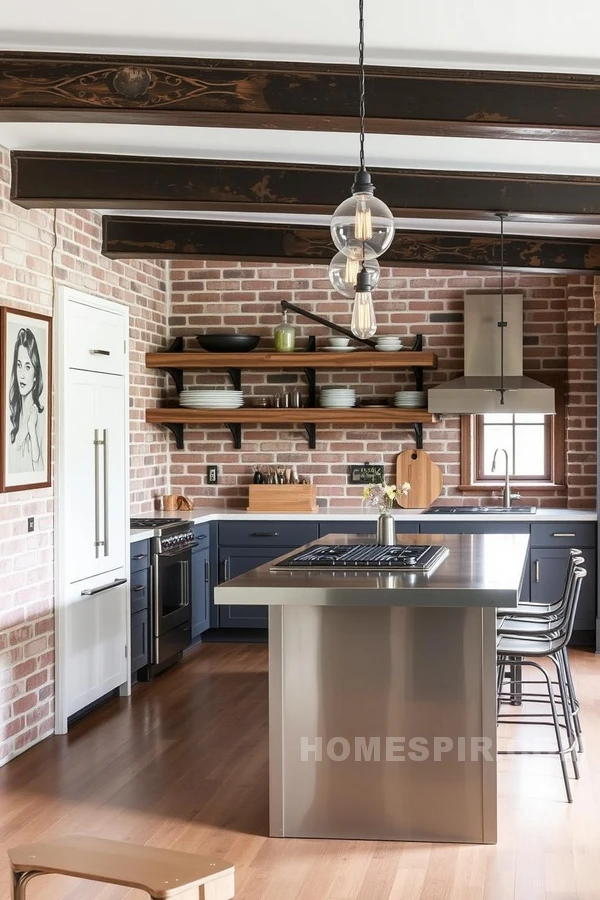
[530,548,596,632]
[131,610,149,673]
[65,371,126,582]
[218,550,287,628]
[64,570,128,716]
[66,299,126,376]
[191,546,211,638]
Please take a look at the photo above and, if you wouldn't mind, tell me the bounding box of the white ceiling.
[2,1,600,239]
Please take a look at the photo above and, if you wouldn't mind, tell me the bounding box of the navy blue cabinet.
[530,548,597,632]
[130,540,151,674]
[218,549,291,628]
[191,525,211,639]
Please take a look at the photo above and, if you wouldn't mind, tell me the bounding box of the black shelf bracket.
[165,422,184,450]
[303,423,317,449]
[303,368,317,407]
[225,423,242,449]
[161,335,185,392]
[411,333,425,393]
[225,367,242,391]
[412,423,424,450]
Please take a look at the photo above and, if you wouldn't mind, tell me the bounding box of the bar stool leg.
[561,647,583,753]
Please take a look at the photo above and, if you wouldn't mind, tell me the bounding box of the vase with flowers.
[363,481,411,545]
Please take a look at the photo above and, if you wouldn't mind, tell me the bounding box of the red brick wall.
[169,261,596,510]
[0,149,170,765]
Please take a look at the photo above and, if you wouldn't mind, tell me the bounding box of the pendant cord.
[499,212,505,405]
[358,0,366,171]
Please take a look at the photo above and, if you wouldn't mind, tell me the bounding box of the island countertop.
[214,532,530,608]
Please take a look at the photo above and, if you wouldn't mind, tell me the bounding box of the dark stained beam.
[4,52,600,140]
[12,151,600,222]
[102,216,600,274]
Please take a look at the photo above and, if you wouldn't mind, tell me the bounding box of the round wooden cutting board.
[395,449,443,509]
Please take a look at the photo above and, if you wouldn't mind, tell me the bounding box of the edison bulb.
[330,192,395,260]
[328,252,380,299]
[351,290,377,339]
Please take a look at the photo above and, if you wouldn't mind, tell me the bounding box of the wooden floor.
[1,643,600,900]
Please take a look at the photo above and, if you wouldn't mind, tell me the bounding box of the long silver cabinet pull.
[552,532,576,538]
[90,349,111,356]
[93,429,102,557]
[534,560,541,583]
[81,577,127,596]
[181,560,190,606]
[223,558,230,581]
[204,558,210,584]
[102,428,109,557]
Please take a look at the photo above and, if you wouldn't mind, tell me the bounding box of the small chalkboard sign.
[348,464,385,485]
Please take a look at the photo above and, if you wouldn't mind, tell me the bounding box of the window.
[460,373,565,490]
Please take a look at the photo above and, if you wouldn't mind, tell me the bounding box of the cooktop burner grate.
[130,517,182,528]
[273,543,448,572]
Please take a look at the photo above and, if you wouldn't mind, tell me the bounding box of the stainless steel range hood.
[428,294,555,415]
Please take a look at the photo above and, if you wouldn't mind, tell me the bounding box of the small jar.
[274,310,296,353]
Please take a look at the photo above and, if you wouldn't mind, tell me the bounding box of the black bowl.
[196,333,261,353]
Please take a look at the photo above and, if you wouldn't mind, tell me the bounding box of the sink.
[424,506,537,515]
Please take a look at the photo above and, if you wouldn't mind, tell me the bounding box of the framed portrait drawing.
[0,307,52,491]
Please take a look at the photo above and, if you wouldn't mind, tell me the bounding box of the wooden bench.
[8,836,235,900]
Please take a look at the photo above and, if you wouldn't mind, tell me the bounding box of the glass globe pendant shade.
[330,191,395,260]
[328,252,380,299]
[350,267,377,339]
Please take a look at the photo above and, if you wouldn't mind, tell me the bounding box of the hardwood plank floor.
[1,644,600,900]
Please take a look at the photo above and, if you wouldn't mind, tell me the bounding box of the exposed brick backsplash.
[0,149,170,766]
[169,261,596,511]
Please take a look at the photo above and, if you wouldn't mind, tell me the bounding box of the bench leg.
[153,873,235,900]
[11,871,41,900]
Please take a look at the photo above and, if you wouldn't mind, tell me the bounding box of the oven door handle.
[157,542,200,558]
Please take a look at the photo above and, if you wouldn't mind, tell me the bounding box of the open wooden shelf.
[145,350,438,371]
[146,407,438,450]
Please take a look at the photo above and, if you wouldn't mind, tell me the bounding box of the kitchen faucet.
[491,448,521,508]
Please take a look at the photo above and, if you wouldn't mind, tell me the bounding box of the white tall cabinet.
[55,288,130,733]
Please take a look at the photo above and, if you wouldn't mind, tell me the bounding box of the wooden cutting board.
[395,449,443,509]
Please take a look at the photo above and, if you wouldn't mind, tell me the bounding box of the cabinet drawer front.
[318,521,420,538]
[219,521,318,547]
[530,522,596,548]
[67,302,126,375]
[130,540,151,573]
[192,524,210,545]
[130,569,149,614]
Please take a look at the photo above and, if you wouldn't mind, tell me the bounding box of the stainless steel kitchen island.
[215,532,529,844]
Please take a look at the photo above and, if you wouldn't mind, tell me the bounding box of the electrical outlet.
[207,465,219,485]
[27,517,35,532]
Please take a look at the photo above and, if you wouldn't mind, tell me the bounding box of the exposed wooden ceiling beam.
[102,216,600,273]
[12,151,600,222]
[3,52,600,140]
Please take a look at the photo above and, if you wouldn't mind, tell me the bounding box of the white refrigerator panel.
[65,370,126,583]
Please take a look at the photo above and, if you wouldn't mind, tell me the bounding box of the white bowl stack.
[180,389,244,409]
[375,335,403,352]
[319,387,356,408]
[394,391,426,409]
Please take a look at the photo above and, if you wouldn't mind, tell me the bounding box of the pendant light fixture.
[328,0,395,338]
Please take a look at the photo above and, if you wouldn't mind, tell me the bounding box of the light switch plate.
[207,465,219,484]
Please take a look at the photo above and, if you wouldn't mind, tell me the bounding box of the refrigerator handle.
[93,429,102,558]
[102,428,109,557]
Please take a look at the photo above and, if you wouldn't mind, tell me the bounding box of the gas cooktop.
[130,517,182,529]
[273,543,448,572]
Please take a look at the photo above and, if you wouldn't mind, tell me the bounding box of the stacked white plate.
[394,391,426,409]
[319,387,356,408]
[180,389,244,409]
[375,336,403,352]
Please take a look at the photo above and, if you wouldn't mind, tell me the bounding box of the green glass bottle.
[274,309,296,352]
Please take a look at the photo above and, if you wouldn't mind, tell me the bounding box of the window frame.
[459,372,566,492]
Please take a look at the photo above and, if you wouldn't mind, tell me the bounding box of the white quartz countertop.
[129,505,596,542]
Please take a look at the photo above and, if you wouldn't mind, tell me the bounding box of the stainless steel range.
[273,543,449,572]
[130,518,197,678]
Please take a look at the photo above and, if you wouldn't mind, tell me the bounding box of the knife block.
[247,484,318,513]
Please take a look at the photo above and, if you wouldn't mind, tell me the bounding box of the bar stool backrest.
[545,548,583,614]
[550,566,586,651]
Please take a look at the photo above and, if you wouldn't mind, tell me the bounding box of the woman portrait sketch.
[8,327,45,473]
[1,307,52,492]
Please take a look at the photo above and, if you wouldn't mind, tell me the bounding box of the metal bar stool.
[496,566,586,803]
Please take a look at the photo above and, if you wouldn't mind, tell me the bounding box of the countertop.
[129,505,597,542]
[214,533,530,608]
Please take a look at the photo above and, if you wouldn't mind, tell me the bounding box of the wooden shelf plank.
[145,350,438,370]
[145,407,438,425]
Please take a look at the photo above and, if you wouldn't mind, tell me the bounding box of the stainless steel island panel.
[269,602,498,843]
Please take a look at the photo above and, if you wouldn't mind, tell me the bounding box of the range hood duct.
[428,294,555,415]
